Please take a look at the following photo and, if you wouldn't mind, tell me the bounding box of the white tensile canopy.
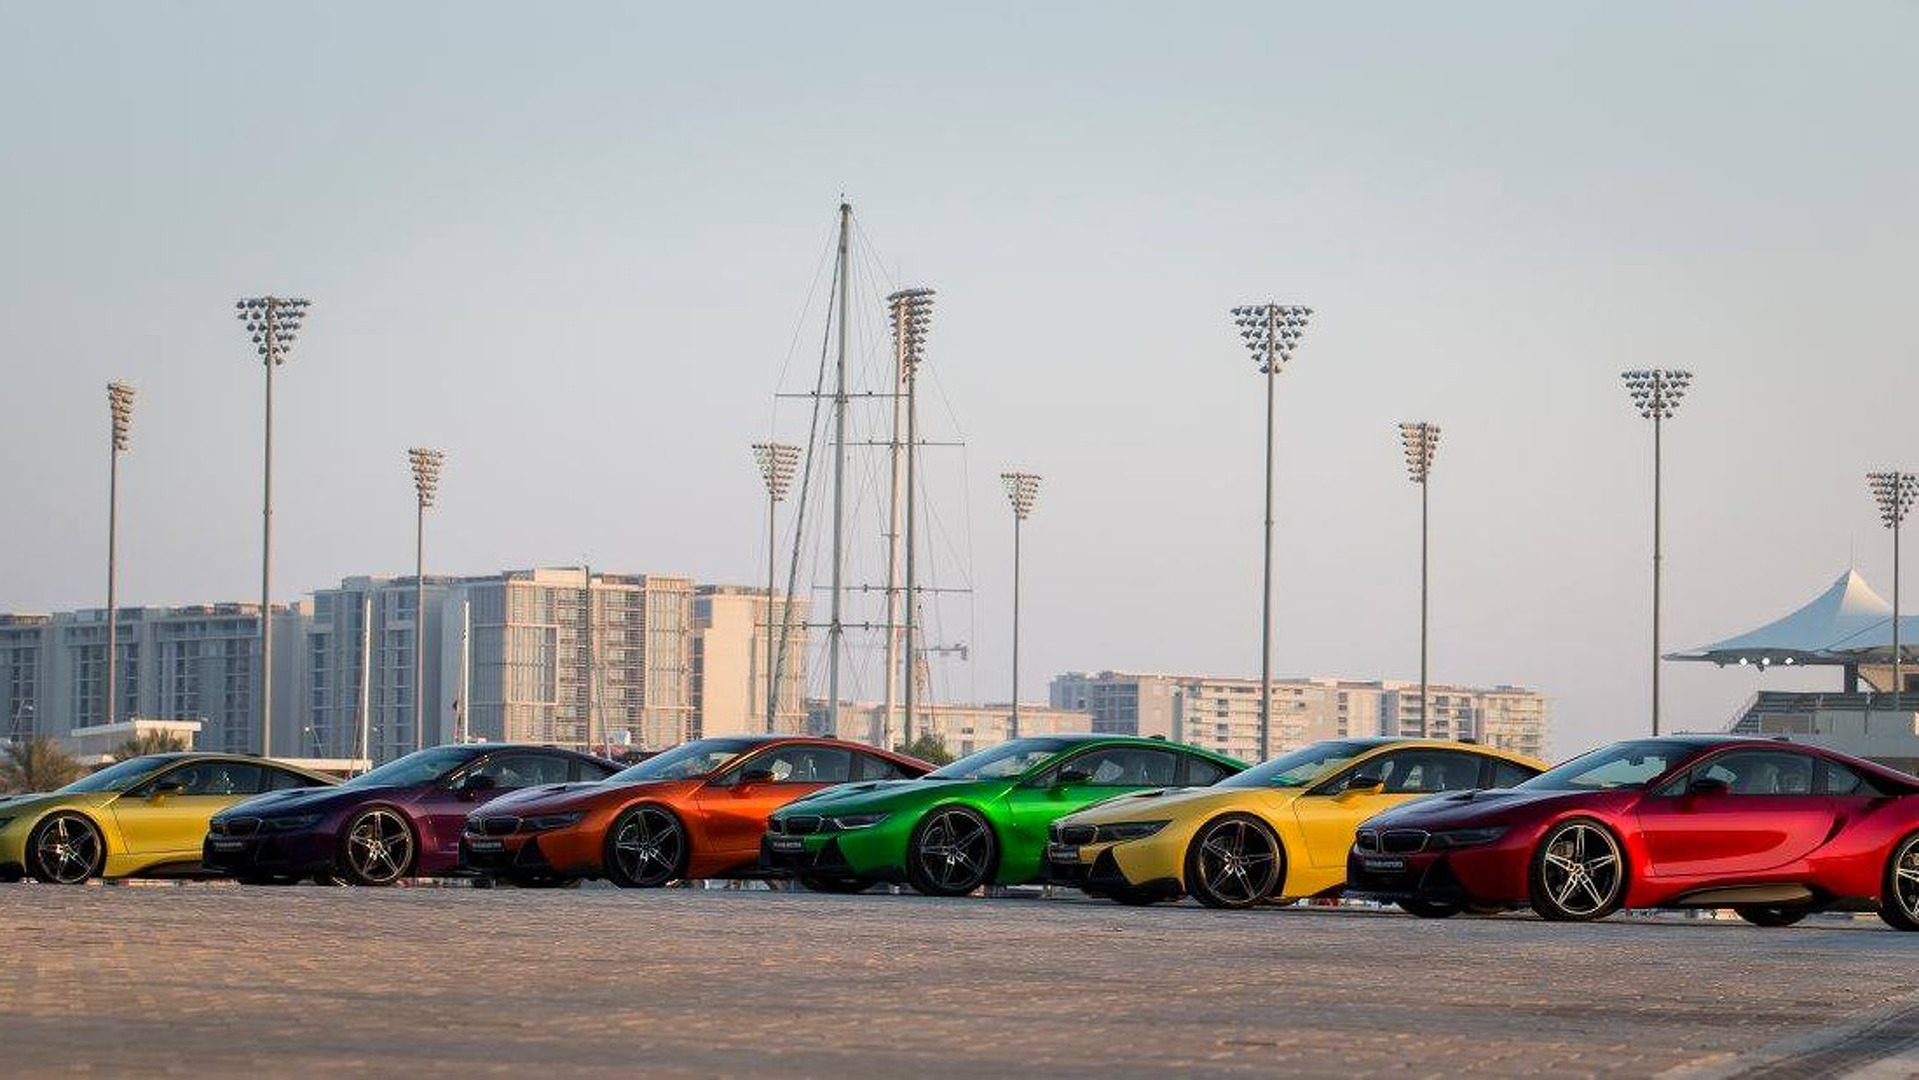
[1667,569,1919,667]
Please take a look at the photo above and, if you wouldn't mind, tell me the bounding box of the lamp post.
[1622,368,1692,737]
[753,442,801,733]
[1398,422,1440,738]
[236,296,310,756]
[1000,471,1041,740]
[104,382,134,728]
[1231,302,1313,761]
[889,287,934,748]
[408,448,444,753]
[1869,471,1919,707]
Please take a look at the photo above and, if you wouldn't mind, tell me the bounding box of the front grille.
[481,816,520,837]
[213,817,260,838]
[781,815,822,836]
[1381,830,1429,855]
[1354,829,1379,854]
[1057,824,1096,846]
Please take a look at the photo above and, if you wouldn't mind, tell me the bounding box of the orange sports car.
[457,736,932,889]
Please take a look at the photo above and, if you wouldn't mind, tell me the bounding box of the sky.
[3,2,1916,757]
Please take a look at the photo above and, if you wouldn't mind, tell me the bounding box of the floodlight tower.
[753,442,802,732]
[408,448,444,752]
[1622,368,1692,736]
[889,287,934,747]
[1869,471,1919,706]
[1230,302,1313,761]
[236,296,311,756]
[104,382,135,728]
[1000,471,1041,739]
[1398,422,1440,738]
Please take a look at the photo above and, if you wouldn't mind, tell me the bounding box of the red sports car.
[1346,735,1919,929]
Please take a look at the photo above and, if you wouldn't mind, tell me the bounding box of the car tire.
[1734,905,1809,928]
[1528,818,1626,923]
[798,876,872,894]
[905,806,997,897]
[337,806,417,886]
[1399,897,1464,919]
[26,812,105,885]
[1879,832,1919,932]
[1183,813,1286,910]
[603,804,688,888]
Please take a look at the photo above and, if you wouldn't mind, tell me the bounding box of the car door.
[1290,748,1490,868]
[1001,745,1183,863]
[114,760,270,857]
[695,745,855,859]
[1634,748,1836,878]
[420,751,574,858]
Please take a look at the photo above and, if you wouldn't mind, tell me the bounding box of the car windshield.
[608,739,755,782]
[1520,740,1686,791]
[342,746,476,788]
[927,738,1075,780]
[1219,740,1373,789]
[57,755,175,794]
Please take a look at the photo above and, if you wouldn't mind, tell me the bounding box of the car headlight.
[263,815,321,832]
[1093,820,1169,843]
[521,812,585,832]
[827,813,889,830]
[1428,826,1508,849]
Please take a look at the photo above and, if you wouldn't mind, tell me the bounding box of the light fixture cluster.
[1230,303,1313,374]
[107,382,135,452]
[1001,471,1041,521]
[408,447,445,509]
[234,296,312,367]
[887,288,936,376]
[1398,421,1440,483]
[1869,470,1919,529]
[753,442,802,502]
[1622,369,1692,420]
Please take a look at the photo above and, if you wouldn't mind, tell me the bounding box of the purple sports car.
[202,744,621,886]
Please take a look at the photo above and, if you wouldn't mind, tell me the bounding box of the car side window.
[267,767,323,791]
[1061,747,1179,787]
[1183,757,1234,786]
[1488,759,1538,788]
[572,758,621,782]
[471,753,571,790]
[166,762,269,796]
[1367,750,1484,794]
[855,753,913,780]
[1694,750,1818,795]
[1822,760,1886,797]
[744,746,854,784]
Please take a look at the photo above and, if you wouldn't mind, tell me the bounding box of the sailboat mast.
[827,202,851,736]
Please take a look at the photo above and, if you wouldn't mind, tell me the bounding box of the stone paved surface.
[2,883,1917,1078]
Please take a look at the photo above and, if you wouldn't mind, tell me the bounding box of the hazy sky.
[4,2,1916,756]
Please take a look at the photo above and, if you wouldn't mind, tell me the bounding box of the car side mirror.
[738,767,776,786]
[1055,767,1092,786]
[1340,773,1385,796]
[149,779,182,799]
[1687,777,1731,797]
[458,774,498,800]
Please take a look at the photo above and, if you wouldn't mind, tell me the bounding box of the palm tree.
[111,729,189,762]
[0,737,85,794]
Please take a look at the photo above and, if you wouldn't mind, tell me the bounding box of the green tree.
[894,732,956,767]
[0,737,85,794]
[112,729,189,761]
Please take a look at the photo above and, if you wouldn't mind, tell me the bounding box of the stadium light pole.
[889,287,934,747]
[753,442,801,733]
[1869,471,1919,708]
[1231,302,1313,761]
[104,382,135,729]
[408,448,444,753]
[1000,471,1041,740]
[1398,422,1440,738]
[1623,368,1692,737]
[236,296,310,756]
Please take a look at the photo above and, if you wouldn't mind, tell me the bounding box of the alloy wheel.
[610,806,685,887]
[1883,834,1919,931]
[1532,820,1624,921]
[909,808,995,896]
[1187,815,1283,909]
[343,808,414,886]
[30,813,103,884]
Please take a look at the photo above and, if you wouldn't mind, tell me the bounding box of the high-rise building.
[304,576,451,762]
[691,585,809,739]
[809,699,1092,759]
[0,615,49,739]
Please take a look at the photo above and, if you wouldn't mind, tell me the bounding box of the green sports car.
[760,735,1247,896]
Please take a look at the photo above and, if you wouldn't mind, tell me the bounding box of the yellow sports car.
[0,753,337,884]
[1044,738,1546,912]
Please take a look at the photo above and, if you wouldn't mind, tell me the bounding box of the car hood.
[483,779,699,816]
[215,784,413,819]
[1361,787,1608,830]
[0,791,109,817]
[1059,785,1269,826]
[771,778,1002,818]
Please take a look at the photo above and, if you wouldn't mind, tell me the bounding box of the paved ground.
[2,884,1918,1078]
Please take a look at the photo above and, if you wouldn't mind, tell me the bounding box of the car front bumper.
[1042,832,1187,899]
[759,822,906,882]
[201,829,336,878]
